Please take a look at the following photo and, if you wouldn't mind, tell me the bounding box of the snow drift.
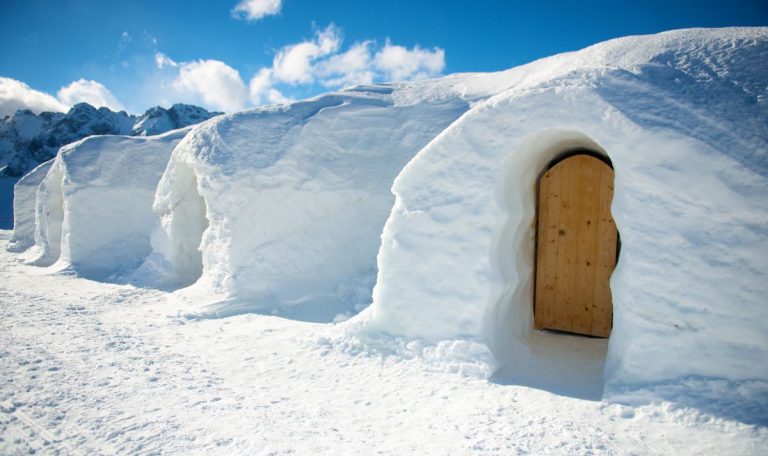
[139,88,473,319]
[358,27,768,393]
[22,129,189,279]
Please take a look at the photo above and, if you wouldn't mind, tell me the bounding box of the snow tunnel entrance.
[32,161,65,266]
[533,152,617,338]
[167,168,208,288]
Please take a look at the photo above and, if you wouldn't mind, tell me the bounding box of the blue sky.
[0,0,766,115]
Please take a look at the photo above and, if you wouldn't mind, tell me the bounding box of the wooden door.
[534,154,617,337]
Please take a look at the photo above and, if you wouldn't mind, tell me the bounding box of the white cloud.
[316,41,376,87]
[116,31,133,55]
[272,25,342,84]
[373,42,445,81]
[57,79,126,111]
[248,68,273,103]
[151,25,446,112]
[173,59,248,112]
[248,68,291,105]
[232,0,282,21]
[155,52,178,69]
[268,28,445,89]
[0,77,69,117]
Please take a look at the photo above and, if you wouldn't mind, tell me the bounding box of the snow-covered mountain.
[131,103,221,137]
[0,102,220,228]
[0,102,220,178]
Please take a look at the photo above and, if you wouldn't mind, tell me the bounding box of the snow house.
[8,27,768,402]
[14,128,189,280]
[360,27,768,399]
[134,87,475,319]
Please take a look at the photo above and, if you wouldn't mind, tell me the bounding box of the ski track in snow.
[0,234,765,455]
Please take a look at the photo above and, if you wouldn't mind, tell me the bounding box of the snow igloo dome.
[137,86,478,320]
[356,27,768,395]
[16,129,189,279]
[12,27,766,403]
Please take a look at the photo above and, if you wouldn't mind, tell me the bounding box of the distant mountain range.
[0,103,221,178]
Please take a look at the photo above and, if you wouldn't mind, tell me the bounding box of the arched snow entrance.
[155,161,209,288]
[490,132,619,400]
[30,160,65,266]
[533,152,617,337]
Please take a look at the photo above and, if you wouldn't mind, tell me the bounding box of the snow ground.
[0,231,765,455]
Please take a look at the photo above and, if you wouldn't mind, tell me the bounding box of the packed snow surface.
[0,236,765,454]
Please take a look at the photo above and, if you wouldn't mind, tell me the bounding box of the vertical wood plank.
[533,171,550,330]
[534,166,559,330]
[572,156,600,335]
[553,157,576,332]
[591,163,617,337]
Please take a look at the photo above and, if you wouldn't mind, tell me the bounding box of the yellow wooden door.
[534,154,617,337]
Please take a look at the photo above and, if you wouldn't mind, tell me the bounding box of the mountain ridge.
[0,102,221,178]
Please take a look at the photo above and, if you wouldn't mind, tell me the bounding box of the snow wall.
[25,129,189,279]
[140,88,472,319]
[360,28,768,391]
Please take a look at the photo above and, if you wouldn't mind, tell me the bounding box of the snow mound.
[357,27,768,395]
[23,128,189,279]
[137,87,473,318]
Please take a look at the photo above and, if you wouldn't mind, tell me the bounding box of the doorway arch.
[488,130,620,398]
[533,151,617,337]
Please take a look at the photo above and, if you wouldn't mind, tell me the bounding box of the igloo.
[7,159,54,252]
[138,88,477,320]
[10,26,765,407]
[357,27,768,398]
[21,128,189,279]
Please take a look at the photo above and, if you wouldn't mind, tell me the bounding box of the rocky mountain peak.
[0,103,221,178]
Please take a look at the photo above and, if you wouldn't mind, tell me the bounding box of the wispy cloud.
[247,24,446,104]
[57,79,125,111]
[2,21,447,117]
[373,41,445,81]
[0,77,69,117]
[117,31,132,52]
[155,52,178,69]
[156,23,446,111]
[0,77,127,117]
[232,0,282,22]
[172,60,249,112]
[315,41,376,87]
[248,68,291,105]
